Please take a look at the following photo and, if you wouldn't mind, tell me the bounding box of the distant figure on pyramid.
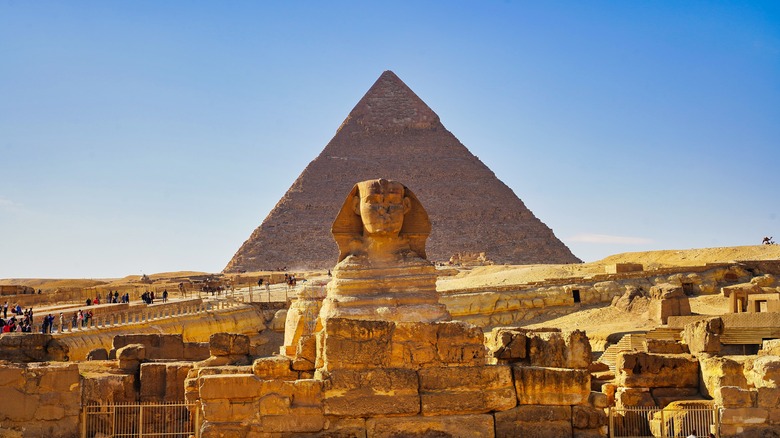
[318,178,450,323]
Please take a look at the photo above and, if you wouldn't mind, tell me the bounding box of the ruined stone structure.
[225,70,580,272]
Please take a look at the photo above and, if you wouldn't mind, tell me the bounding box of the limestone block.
[616,352,699,388]
[419,365,516,415]
[319,318,393,371]
[81,372,137,404]
[389,322,440,368]
[140,363,167,402]
[513,366,590,406]
[646,339,688,354]
[252,356,298,380]
[322,368,419,416]
[296,334,317,364]
[260,406,325,433]
[528,331,566,368]
[682,317,723,354]
[201,398,260,424]
[494,405,572,438]
[573,405,608,430]
[1,389,39,422]
[183,342,210,360]
[745,356,780,389]
[87,348,108,360]
[717,386,757,408]
[366,414,495,438]
[650,387,700,407]
[758,387,780,408]
[34,405,65,421]
[269,309,287,332]
[116,343,146,361]
[761,340,780,356]
[589,391,608,409]
[602,383,617,406]
[199,374,262,400]
[209,333,250,357]
[615,388,655,409]
[320,417,367,437]
[432,321,486,367]
[648,283,691,324]
[720,407,769,425]
[113,333,185,360]
[35,362,79,392]
[699,355,747,399]
[0,365,24,387]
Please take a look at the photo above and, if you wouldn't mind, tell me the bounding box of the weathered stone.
[589,391,608,409]
[485,327,527,362]
[699,355,747,399]
[615,387,655,409]
[199,374,262,400]
[648,283,691,324]
[646,339,688,354]
[572,405,608,430]
[86,348,108,360]
[745,356,780,389]
[209,333,250,357]
[366,414,495,438]
[682,317,723,354]
[758,387,780,408]
[252,356,298,380]
[113,333,184,360]
[718,386,757,408]
[650,387,701,407]
[513,366,590,405]
[318,318,393,371]
[720,407,769,425]
[616,352,699,388]
[323,368,418,416]
[494,405,572,438]
[116,343,146,361]
[419,365,516,415]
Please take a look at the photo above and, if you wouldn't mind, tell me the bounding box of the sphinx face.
[354,180,411,237]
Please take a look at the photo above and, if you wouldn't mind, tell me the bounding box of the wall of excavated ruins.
[190,320,608,437]
[440,264,757,328]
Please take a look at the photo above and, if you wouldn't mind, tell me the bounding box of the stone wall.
[0,361,80,438]
[192,319,607,437]
[441,264,759,330]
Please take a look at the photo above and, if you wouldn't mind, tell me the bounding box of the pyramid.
[225,71,581,272]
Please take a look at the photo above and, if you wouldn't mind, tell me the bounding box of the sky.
[1,1,778,278]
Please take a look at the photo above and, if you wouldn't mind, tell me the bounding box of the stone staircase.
[598,333,647,370]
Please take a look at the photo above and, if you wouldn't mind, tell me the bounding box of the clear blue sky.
[1,1,778,278]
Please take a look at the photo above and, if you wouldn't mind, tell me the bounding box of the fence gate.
[82,402,200,438]
[609,405,720,438]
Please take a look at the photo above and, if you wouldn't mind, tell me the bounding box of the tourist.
[686,430,696,438]
[72,312,78,329]
[162,289,168,303]
[59,313,64,333]
[86,297,92,306]
[78,310,84,328]
[94,296,100,305]
[42,314,50,333]
[2,301,7,318]
[114,291,119,303]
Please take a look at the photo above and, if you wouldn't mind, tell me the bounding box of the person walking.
[2,301,7,319]
[59,313,65,333]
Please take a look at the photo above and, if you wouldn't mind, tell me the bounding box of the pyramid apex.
[339,71,440,132]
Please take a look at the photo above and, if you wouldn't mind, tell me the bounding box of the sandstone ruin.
[225,70,580,272]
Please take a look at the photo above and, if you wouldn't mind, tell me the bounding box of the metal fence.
[82,402,200,438]
[609,405,719,438]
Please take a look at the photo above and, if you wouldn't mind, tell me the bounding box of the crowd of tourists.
[1,302,35,332]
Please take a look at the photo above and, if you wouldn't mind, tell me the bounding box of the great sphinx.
[318,178,451,323]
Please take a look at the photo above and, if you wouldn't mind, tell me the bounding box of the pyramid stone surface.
[225,71,581,272]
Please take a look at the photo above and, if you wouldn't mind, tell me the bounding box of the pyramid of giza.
[225,71,580,272]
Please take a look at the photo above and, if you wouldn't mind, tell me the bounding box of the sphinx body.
[318,179,450,323]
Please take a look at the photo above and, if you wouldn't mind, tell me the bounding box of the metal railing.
[82,401,199,438]
[609,405,719,438]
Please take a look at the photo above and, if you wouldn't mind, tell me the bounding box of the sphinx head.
[352,179,411,237]
[332,179,431,262]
